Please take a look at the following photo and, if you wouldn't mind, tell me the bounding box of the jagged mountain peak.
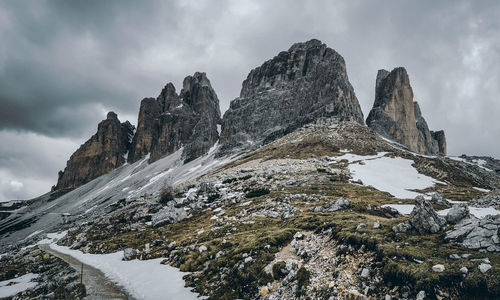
[55,111,134,190]
[128,72,221,164]
[367,67,446,155]
[219,39,364,156]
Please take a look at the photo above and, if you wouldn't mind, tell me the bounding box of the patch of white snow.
[50,244,202,300]
[0,273,38,298]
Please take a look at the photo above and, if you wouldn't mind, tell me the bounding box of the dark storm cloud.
[1,0,499,201]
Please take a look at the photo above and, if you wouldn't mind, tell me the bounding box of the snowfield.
[49,244,202,300]
[1,145,234,245]
[382,204,500,219]
[0,273,38,298]
[337,153,438,199]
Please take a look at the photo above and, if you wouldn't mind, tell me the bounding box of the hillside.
[1,39,499,300]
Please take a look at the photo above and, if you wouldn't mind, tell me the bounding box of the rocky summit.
[218,39,364,155]
[55,112,134,190]
[128,72,221,164]
[366,67,446,155]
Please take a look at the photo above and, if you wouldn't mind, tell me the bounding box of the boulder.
[445,215,500,252]
[479,263,492,273]
[408,196,446,233]
[445,203,470,224]
[151,204,189,227]
[432,264,445,272]
[431,193,450,207]
[309,198,351,212]
[219,39,364,155]
[366,67,446,155]
[393,196,446,233]
[123,248,137,261]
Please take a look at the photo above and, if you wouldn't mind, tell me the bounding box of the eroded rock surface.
[219,39,364,155]
[366,67,446,155]
[393,196,446,233]
[446,215,500,252]
[55,112,134,190]
[128,72,221,163]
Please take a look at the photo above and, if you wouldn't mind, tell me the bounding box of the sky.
[0,0,499,201]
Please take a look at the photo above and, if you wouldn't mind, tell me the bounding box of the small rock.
[460,267,468,274]
[199,245,208,253]
[416,290,425,300]
[244,256,253,263]
[347,289,367,300]
[123,248,137,261]
[385,295,392,300]
[432,264,445,272]
[478,263,491,273]
[356,223,367,231]
[373,220,380,229]
[360,268,370,278]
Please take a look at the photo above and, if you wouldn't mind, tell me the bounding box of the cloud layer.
[1,0,499,201]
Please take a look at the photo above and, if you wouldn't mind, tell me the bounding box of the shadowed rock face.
[128,72,221,164]
[55,112,134,190]
[366,67,446,155]
[218,39,364,155]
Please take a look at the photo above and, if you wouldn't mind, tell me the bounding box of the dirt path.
[38,244,132,300]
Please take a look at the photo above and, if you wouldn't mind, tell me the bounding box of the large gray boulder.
[393,196,446,233]
[445,203,470,224]
[366,67,446,155]
[128,72,221,164]
[151,204,189,227]
[218,39,364,155]
[446,215,500,252]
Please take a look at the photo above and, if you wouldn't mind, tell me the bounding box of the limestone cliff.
[55,112,134,190]
[218,39,364,155]
[128,72,221,163]
[366,67,446,155]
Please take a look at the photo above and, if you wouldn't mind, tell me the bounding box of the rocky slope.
[2,119,500,299]
[218,39,364,155]
[128,72,221,164]
[5,39,500,299]
[55,112,134,190]
[366,67,446,155]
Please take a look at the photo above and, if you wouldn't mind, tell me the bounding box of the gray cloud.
[1,0,499,200]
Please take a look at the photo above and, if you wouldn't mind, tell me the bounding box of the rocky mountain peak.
[157,82,181,112]
[55,112,134,190]
[366,67,446,155]
[106,111,118,120]
[180,72,221,117]
[219,39,364,155]
[128,72,221,164]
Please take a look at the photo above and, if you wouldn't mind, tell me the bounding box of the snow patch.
[49,244,202,300]
[339,153,436,199]
[385,204,499,219]
[0,273,38,298]
[473,187,490,193]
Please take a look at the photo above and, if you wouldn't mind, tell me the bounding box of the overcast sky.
[1,0,499,201]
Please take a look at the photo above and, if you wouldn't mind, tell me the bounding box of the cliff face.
[55,112,134,190]
[128,72,221,164]
[218,39,364,155]
[366,67,446,155]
